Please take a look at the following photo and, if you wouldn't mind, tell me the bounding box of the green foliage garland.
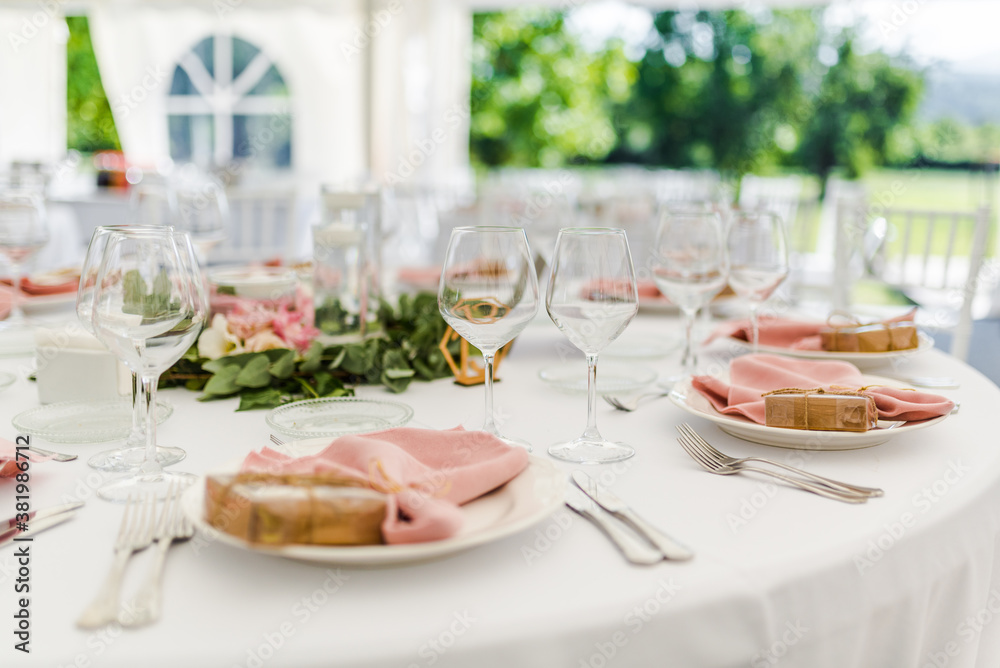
[161,292,456,411]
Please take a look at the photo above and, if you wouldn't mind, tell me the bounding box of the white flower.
[198,313,244,359]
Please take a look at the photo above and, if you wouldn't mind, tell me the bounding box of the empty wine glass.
[546,228,638,464]
[652,208,728,380]
[176,178,229,264]
[438,227,539,449]
[727,210,789,352]
[0,191,49,329]
[128,180,178,227]
[89,227,207,501]
[76,225,184,473]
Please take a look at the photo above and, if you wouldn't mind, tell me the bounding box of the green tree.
[612,9,818,180]
[797,39,923,197]
[67,16,121,153]
[470,9,634,168]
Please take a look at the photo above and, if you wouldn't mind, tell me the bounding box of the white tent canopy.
[1,0,473,189]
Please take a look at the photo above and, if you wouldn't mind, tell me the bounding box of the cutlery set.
[77,483,193,629]
[565,470,694,565]
[0,501,82,548]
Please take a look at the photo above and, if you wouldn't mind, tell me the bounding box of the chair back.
[212,187,298,264]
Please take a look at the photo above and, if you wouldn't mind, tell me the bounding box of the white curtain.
[371,0,473,188]
[88,1,367,188]
[0,5,66,168]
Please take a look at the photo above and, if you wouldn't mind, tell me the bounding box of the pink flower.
[272,306,320,352]
[227,302,276,340]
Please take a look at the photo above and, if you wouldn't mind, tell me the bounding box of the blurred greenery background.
[67,7,998,204]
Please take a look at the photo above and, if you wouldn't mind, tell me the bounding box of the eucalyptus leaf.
[235,354,272,388]
[237,387,285,411]
[267,349,296,379]
[203,363,241,395]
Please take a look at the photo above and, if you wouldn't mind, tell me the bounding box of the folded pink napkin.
[0,285,14,320]
[707,310,918,351]
[240,427,529,545]
[0,439,52,479]
[691,354,954,424]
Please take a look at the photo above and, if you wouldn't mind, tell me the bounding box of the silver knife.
[0,511,78,548]
[4,501,84,530]
[565,488,663,565]
[572,470,694,561]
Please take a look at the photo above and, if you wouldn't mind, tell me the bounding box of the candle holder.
[438,327,514,386]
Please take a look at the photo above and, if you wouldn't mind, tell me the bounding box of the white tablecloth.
[1,314,999,668]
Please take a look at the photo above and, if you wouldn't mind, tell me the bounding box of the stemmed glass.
[0,191,49,328]
[88,227,207,501]
[438,227,539,449]
[546,228,638,463]
[651,208,728,380]
[128,181,178,227]
[726,210,789,352]
[176,179,229,264]
[76,226,185,473]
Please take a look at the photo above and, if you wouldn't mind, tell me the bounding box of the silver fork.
[603,391,670,412]
[122,482,194,628]
[77,494,157,629]
[677,424,883,498]
[675,430,868,504]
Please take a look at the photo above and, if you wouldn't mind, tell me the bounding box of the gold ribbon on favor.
[367,459,452,499]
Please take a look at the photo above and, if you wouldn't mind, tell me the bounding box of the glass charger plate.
[725,331,934,370]
[266,398,414,440]
[12,398,174,444]
[538,362,657,395]
[0,372,14,390]
[182,446,565,567]
[669,374,949,450]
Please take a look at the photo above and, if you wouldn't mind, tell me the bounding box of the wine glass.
[438,227,539,449]
[546,228,638,463]
[176,178,229,264]
[76,225,185,473]
[651,208,728,380]
[128,181,178,227]
[0,191,49,328]
[89,227,207,501]
[726,210,789,352]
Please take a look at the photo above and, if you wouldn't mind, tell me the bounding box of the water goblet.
[651,208,728,380]
[727,210,789,352]
[76,225,185,473]
[546,228,638,464]
[89,227,207,501]
[0,191,49,329]
[438,227,539,449]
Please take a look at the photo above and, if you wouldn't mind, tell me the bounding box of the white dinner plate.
[182,441,566,567]
[724,330,934,370]
[20,291,78,314]
[539,362,657,395]
[669,373,949,450]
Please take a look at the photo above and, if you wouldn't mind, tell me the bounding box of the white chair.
[212,187,299,265]
[738,174,804,231]
[841,203,991,361]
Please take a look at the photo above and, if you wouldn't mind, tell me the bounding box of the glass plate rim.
[265,397,415,439]
[538,362,657,394]
[12,398,174,443]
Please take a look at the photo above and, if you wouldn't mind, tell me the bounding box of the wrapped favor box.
[35,327,131,404]
[820,321,918,353]
[764,391,878,432]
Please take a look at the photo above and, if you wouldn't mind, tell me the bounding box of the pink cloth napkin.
[0,439,52,479]
[0,285,14,320]
[706,309,920,351]
[240,427,529,545]
[691,354,955,424]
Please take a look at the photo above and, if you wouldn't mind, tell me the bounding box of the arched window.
[166,34,292,170]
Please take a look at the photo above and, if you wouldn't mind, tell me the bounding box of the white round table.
[1,314,998,668]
